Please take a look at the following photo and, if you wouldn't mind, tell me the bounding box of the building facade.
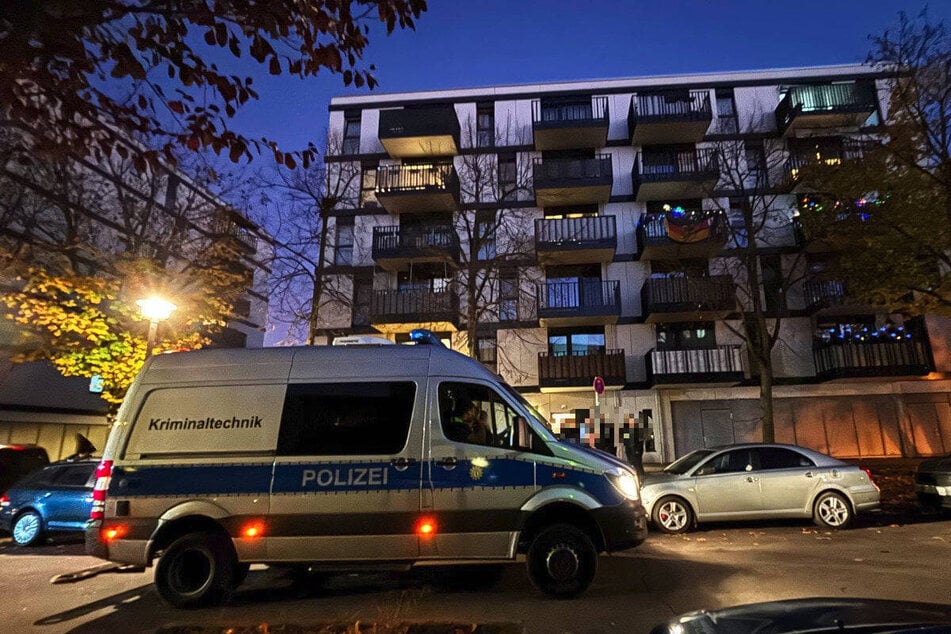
[319,64,951,462]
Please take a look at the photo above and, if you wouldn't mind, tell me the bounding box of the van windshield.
[501,384,558,442]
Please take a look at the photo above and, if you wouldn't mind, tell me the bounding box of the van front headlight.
[608,470,640,501]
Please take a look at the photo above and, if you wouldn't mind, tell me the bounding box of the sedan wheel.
[652,496,693,534]
[12,511,43,546]
[814,491,853,529]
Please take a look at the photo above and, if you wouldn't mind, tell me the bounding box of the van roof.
[138,344,499,385]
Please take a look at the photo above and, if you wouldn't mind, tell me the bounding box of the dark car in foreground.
[650,597,951,633]
[915,453,951,511]
[0,459,96,546]
[641,443,880,533]
[0,444,50,495]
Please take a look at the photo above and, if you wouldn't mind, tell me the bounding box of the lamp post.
[137,297,176,356]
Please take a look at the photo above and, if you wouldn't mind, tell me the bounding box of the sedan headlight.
[608,470,640,501]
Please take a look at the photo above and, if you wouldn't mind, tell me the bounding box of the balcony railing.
[538,350,626,389]
[632,148,719,200]
[813,336,932,380]
[537,279,621,325]
[642,275,735,321]
[378,106,460,157]
[648,345,744,384]
[532,154,613,206]
[803,280,846,312]
[374,163,460,213]
[637,209,727,259]
[371,225,460,264]
[531,97,609,150]
[786,139,871,187]
[776,83,878,135]
[534,216,617,262]
[370,288,459,324]
[629,90,712,144]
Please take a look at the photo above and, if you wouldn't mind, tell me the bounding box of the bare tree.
[257,134,362,344]
[701,132,812,442]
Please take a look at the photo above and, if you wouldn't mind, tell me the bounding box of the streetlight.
[137,297,176,356]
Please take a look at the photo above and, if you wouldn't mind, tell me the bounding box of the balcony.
[648,345,744,386]
[813,334,932,381]
[532,154,613,207]
[538,350,626,391]
[532,97,609,151]
[632,148,719,201]
[785,139,871,192]
[378,106,460,158]
[637,209,727,260]
[371,225,460,271]
[375,164,460,214]
[641,275,736,323]
[369,288,459,334]
[537,280,621,327]
[802,279,849,314]
[776,83,878,136]
[535,216,617,265]
[629,91,712,145]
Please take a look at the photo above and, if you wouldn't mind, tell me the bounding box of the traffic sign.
[593,376,605,395]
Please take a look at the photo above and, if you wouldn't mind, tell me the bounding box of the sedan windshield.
[664,449,714,474]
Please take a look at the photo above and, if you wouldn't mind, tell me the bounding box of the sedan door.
[753,446,821,517]
[42,464,95,530]
[692,448,762,520]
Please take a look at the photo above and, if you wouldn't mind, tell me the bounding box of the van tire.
[155,532,236,608]
[527,524,597,599]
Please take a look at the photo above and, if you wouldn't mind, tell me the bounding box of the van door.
[422,379,539,560]
[268,380,423,562]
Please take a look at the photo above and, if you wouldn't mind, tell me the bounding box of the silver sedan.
[641,443,880,534]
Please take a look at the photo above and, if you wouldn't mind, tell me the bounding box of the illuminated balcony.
[378,106,460,158]
[776,83,878,136]
[637,209,727,260]
[533,155,613,207]
[375,164,460,214]
[648,345,744,386]
[536,280,621,327]
[369,288,459,334]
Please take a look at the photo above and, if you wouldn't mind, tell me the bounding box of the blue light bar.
[410,329,444,347]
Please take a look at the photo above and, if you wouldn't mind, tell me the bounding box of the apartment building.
[0,134,271,459]
[318,64,951,462]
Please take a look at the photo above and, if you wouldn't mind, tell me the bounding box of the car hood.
[649,597,951,634]
[641,471,683,486]
[918,454,951,474]
[550,441,633,474]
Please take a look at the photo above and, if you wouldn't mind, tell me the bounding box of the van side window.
[438,382,539,453]
[278,382,416,456]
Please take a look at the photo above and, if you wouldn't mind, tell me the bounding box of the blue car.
[0,460,96,546]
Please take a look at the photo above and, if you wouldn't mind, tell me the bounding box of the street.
[1,513,949,633]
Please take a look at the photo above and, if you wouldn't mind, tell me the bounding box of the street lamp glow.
[137,297,176,355]
[137,297,176,321]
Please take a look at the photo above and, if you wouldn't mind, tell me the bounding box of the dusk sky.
[229,1,951,154]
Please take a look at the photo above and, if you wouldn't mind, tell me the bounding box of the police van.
[85,331,647,607]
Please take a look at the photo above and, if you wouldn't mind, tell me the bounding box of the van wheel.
[527,524,597,599]
[155,532,236,608]
[12,510,44,546]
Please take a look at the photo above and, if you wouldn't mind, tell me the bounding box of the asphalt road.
[1,512,949,634]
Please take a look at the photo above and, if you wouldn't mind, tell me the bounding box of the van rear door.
[267,380,423,562]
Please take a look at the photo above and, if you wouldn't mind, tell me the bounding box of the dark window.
[757,447,814,470]
[745,141,767,187]
[352,272,372,327]
[278,382,417,456]
[360,165,378,208]
[477,103,494,148]
[499,270,518,321]
[656,322,716,350]
[498,153,517,201]
[476,210,496,260]
[477,337,498,373]
[52,464,96,487]
[715,89,738,134]
[540,96,593,122]
[335,218,354,266]
[438,382,535,451]
[762,255,785,312]
[343,111,361,155]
